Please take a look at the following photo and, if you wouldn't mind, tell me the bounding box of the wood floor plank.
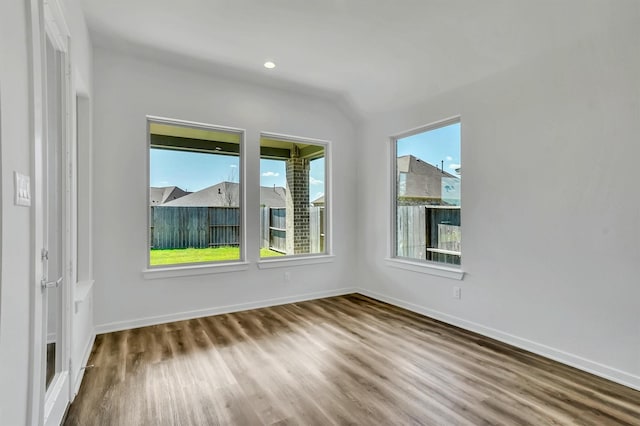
[64,294,640,425]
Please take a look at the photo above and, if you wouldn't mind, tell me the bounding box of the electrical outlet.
[284,272,291,283]
[453,286,461,299]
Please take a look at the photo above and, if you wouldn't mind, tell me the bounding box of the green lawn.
[150,246,283,266]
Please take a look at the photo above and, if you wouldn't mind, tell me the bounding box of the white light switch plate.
[14,171,31,207]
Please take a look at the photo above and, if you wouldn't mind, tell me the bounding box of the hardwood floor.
[65,294,640,425]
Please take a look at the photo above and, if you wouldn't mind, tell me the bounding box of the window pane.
[260,136,326,257]
[148,120,242,266]
[395,121,461,265]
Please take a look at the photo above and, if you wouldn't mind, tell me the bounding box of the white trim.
[72,331,96,398]
[28,1,75,421]
[357,288,640,392]
[259,131,333,257]
[75,94,92,283]
[43,0,69,53]
[143,261,250,279]
[146,116,247,269]
[73,279,93,312]
[389,115,463,269]
[43,371,68,426]
[28,0,47,423]
[390,115,462,140]
[384,258,464,280]
[96,287,356,334]
[258,255,335,269]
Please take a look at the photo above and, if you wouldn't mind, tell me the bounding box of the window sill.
[143,261,250,280]
[74,280,94,313]
[384,258,465,280]
[257,255,335,269]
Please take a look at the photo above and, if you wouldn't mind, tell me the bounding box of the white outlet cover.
[14,172,31,207]
[453,286,462,299]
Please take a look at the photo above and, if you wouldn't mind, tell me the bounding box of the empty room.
[1,0,639,425]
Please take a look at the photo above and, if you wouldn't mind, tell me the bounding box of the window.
[147,117,244,267]
[393,118,461,266]
[259,133,328,258]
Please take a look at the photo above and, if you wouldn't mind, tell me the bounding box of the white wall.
[358,4,640,389]
[0,0,93,423]
[92,47,358,331]
[0,1,34,423]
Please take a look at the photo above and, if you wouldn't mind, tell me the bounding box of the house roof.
[397,155,456,178]
[149,186,189,205]
[397,155,459,200]
[161,182,286,208]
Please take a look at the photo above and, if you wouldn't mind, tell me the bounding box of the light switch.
[14,172,31,207]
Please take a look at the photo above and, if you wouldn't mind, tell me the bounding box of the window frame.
[388,116,464,280]
[144,116,247,275]
[257,131,333,267]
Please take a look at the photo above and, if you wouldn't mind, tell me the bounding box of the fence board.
[396,206,426,259]
[260,207,270,249]
[310,206,324,253]
[152,205,326,254]
[269,208,287,252]
[395,205,461,263]
[151,206,240,249]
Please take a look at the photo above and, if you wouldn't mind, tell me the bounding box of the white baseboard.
[357,288,640,392]
[92,286,639,392]
[72,331,96,398]
[95,287,357,334]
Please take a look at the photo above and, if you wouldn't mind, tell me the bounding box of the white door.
[41,28,71,426]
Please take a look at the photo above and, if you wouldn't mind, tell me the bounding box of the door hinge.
[41,248,49,261]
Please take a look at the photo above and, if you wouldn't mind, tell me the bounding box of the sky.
[150,149,240,193]
[150,149,325,202]
[150,123,455,200]
[260,157,325,202]
[396,122,461,176]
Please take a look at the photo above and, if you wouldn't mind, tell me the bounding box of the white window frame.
[386,116,464,280]
[143,116,248,278]
[257,131,334,269]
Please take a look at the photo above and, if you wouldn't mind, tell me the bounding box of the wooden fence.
[259,206,324,253]
[309,207,325,253]
[397,205,461,265]
[151,205,324,253]
[262,207,286,253]
[150,206,240,249]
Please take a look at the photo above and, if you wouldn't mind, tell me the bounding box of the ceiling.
[79,0,605,117]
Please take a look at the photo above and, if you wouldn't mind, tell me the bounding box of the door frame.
[27,0,75,424]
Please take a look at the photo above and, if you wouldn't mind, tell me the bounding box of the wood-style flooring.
[64,294,640,425]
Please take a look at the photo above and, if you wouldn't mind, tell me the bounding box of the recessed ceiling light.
[264,61,276,69]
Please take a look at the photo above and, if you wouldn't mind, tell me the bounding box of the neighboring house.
[162,181,286,207]
[397,155,459,205]
[260,185,287,208]
[149,186,190,205]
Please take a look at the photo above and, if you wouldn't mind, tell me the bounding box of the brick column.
[285,155,310,254]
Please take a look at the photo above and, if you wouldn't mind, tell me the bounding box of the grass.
[150,246,283,266]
